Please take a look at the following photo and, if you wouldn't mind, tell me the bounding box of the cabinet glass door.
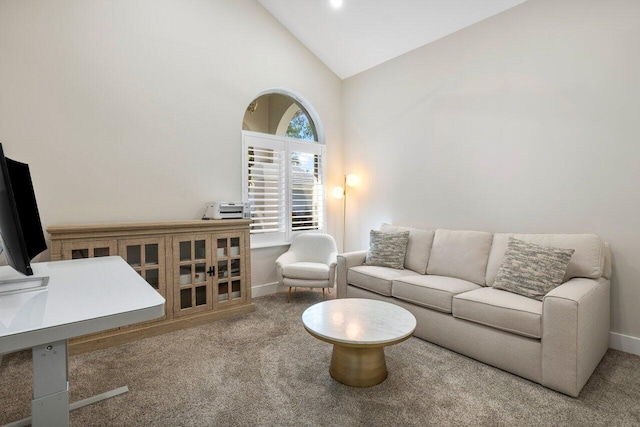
[173,235,212,316]
[215,234,245,306]
[119,237,167,321]
[119,238,165,292]
[62,240,117,260]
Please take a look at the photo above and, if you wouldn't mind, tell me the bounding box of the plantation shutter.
[242,131,326,244]
[288,140,325,233]
[242,133,286,244]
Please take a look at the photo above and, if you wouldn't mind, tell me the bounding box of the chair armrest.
[275,251,297,267]
[336,250,368,298]
[541,277,610,396]
[327,252,338,267]
[275,251,298,286]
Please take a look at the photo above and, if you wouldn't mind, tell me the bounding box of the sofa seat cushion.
[392,275,481,313]
[452,287,543,339]
[282,262,330,280]
[348,265,421,296]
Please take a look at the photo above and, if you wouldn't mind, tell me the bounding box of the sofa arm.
[541,277,610,396]
[328,252,338,288]
[336,250,368,298]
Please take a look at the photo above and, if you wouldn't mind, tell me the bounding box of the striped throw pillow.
[493,237,574,301]
[365,230,410,269]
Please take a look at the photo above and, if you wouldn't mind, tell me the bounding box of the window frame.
[242,130,326,247]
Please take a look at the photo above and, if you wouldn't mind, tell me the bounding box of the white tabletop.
[0,256,165,353]
[302,298,416,346]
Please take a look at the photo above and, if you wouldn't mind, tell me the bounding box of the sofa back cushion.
[427,229,494,285]
[603,242,612,280]
[380,224,435,274]
[486,233,605,286]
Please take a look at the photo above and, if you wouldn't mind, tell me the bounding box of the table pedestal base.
[329,344,387,387]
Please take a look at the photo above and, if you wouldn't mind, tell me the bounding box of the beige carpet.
[1,290,640,426]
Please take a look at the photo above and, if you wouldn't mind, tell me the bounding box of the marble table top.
[302,298,416,346]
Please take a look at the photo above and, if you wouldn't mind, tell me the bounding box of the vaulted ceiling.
[258,0,528,79]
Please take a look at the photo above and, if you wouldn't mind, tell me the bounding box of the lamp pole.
[342,174,347,252]
[333,174,358,253]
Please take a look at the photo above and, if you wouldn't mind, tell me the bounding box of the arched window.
[280,105,316,141]
[241,91,325,245]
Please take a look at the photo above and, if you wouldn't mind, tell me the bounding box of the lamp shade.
[345,174,359,187]
[332,186,345,199]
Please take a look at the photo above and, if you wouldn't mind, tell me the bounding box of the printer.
[203,202,250,220]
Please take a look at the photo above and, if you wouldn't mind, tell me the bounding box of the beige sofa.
[336,225,612,397]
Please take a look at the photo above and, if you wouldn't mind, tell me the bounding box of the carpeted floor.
[1,290,640,426]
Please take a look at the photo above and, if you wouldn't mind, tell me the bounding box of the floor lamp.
[332,174,359,252]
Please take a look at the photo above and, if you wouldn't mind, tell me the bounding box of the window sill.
[250,241,291,250]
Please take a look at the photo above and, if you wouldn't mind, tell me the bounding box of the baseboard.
[251,282,286,298]
[610,332,640,356]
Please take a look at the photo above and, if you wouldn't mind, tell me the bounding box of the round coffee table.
[302,298,416,387]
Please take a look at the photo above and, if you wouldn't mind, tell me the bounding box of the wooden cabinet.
[62,239,118,260]
[48,220,254,354]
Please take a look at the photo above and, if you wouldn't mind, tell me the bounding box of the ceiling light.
[330,0,343,8]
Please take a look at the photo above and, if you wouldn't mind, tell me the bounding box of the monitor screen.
[0,143,47,276]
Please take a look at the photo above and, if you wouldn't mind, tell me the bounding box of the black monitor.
[0,143,47,276]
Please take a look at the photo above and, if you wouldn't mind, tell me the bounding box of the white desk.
[0,256,165,427]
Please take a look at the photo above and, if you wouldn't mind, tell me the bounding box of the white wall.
[342,0,640,339]
[0,0,343,288]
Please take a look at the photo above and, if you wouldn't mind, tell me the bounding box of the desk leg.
[5,341,129,427]
[31,340,70,427]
